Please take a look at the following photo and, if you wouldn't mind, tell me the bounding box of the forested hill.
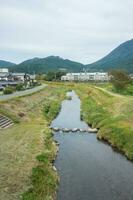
[0,60,16,68]
[1,39,133,73]
[10,56,84,74]
[86,39,133,73]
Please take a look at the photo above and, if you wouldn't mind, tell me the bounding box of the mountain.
[0,60,16,68]
[87,39,133,73]
[3,39,133,73]
[11,56,84,74]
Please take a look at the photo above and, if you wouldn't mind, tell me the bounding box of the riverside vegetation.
[75,83,133,160]
[0,82,133,200]
[0,84,67,200]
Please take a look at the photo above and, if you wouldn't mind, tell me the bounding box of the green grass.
[99,82,133,96]
[75,83,133,160]
[111,84,133,95]
[22,85,67,200]
[43,99,61,122]
[22,128,58,200]
[0,107,20,123]
[1,81,133,200]
[0,84,68,200]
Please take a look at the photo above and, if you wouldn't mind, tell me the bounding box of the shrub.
[36,154,49,163]
[110,70,131,90]
[43,99,60,121]
[112,84,133,95]
[3,86,14,94]
[16,83,24,91]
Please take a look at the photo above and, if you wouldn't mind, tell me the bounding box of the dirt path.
[95,86,133,99]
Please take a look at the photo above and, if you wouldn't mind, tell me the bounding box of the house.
[61,72,109,82]
[0,73,9,81]
[0,72,35,82]
[0,70,36,90]
[12,73,25,81]
[0,85,4,91]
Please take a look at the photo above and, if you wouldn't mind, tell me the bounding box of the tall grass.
[22,128,58,200]
[22,85,67,200]
[76,84,133,160]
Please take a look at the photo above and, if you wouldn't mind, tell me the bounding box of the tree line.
[36,71,65,81]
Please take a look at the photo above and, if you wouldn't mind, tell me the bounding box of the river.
[52,91,133,200]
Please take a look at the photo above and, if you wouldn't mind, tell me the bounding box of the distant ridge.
[10,56,84,74]
[1,39,133,73]
[0,60,16,68]
[86,39,133,73]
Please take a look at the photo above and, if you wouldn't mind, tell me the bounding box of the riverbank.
[0,84,67,200]
[1,81,133,199]
[52,88,133,200]
[75,84,133,160]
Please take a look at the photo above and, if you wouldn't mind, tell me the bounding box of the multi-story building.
[0,68,9,81]
[0,68,9,73]
[61,72,109,82]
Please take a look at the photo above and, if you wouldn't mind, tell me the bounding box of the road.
[0,84,47,101]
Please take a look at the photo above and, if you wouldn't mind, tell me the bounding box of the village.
[0,68,37,93]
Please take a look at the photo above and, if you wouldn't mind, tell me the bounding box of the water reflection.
[53,91,133,200]
[52,91,88,129]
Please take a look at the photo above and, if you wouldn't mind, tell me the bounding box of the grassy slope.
[75,83,133,160]
[0,84,67,200]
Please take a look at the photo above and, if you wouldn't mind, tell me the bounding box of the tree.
[36,74,46,81]
[45,72,56,81]
[44,71,66,81]
[16,83,24,91]
[55,71,65,80]
[110,70,131,90]
[3,86,14,94]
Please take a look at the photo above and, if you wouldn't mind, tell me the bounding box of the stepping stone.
[72,128,79,132]
[53,127,59,131]
[88,128,98,133]
[62,128,70,132]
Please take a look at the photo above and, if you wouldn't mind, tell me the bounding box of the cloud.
[0,0,133,64]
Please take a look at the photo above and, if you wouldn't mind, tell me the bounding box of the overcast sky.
[0,0,133,64]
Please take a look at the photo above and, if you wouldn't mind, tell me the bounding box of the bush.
[43,99,60,121]
[3,86,14,94]
[16,83,24,91]
[112,84,133,95]
[110,70,131,90]
[44,71,66,81]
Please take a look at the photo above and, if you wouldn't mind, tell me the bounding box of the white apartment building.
[0,68,9,73]
[61,72,109,82]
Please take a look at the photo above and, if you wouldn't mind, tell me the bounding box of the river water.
[52,91,133,200]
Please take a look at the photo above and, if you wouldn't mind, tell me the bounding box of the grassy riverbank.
[75,84,133,160]
[0,84,67,200]
[1,81,133,200]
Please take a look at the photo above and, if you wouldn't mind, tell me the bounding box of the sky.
[0,0,133,64]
